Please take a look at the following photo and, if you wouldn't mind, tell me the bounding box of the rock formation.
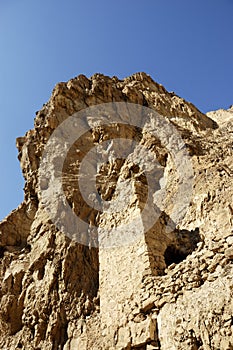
[0,73,232,349]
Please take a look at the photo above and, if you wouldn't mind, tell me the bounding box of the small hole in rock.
[0,247,5,258]
[164,245,187,266]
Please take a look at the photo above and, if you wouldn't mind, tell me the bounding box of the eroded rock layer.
[0,73,232,349]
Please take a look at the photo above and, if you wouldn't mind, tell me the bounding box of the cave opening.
[164,245,188,266]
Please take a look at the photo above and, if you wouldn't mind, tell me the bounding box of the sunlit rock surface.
[0,73,232,349]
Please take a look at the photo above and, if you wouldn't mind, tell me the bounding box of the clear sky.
[0,0,232,220]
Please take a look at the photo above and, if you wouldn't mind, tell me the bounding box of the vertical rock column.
[98,180,158,349]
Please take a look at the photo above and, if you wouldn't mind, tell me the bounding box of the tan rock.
[225,247,233,259]
[0,73,232,349]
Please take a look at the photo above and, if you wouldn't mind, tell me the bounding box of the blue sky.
[0,0,232,220]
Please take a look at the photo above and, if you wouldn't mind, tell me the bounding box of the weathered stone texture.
[0,73,232,349]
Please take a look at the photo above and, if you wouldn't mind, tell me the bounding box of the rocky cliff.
[0,73,232,350]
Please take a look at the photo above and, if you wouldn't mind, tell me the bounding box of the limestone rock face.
[0,73,232,350]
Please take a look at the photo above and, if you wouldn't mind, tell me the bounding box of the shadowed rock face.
[0,72,232,350]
